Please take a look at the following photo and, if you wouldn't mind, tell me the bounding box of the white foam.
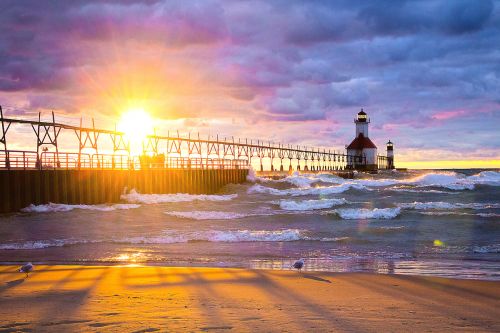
[418,211,475,216]
[123,229,306,243]
[399,171,500,190]
[473,244,500,253]
[279,198,346,211]
[352,179,399,187]
[121,189,237,204]
[276,172,346,187]
[467,171,500,185]
[274,173,371,187]
[280,174,319,188]
[399,201,500,210]
[245,167,275,183]
[0,228,352,249]
[388,187,456,194]
[391,171,498,190]
[246,167,261,183]
[21,203,140,213]
[319,236,351,242]
[247,184,284,195]
[245,170,483,197]
[0,240,60,250]
[354,172,474,190]
[0,238,94,250]
[251,170,500,194]
[334,207,401,220]
[165,211,253,220]
[418,211,500,218]
[208,229,303,242]
[408,172,475,190]
[126,229,350,243]
[247,183,366,196]
[477,213,500,218]
[380,226,406,231]
[165,208,321,220]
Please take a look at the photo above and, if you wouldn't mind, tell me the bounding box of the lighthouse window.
[357,114,367,122]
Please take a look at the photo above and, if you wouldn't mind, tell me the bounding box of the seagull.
[292,258,304,272]
[19,262,33,278]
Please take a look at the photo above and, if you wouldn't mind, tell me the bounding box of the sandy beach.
[0,265,498,332]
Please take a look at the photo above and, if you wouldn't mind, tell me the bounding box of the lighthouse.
[386,140,394,169]
[346,109,378,170]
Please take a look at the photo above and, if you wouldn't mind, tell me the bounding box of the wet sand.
[0,265,499,332]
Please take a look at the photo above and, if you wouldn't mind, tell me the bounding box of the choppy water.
[1,169,499,280]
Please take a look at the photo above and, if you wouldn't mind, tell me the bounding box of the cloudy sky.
[1,0,499,167]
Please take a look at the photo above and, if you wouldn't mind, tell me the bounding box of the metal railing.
[0,107,376,172]
[0,150,38,169]
[377,155,394,170]
[166,157,248,169]
[91,154,131,170]
[0,149,249,170]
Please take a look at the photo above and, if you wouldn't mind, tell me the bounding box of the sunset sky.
[1,0,499,168]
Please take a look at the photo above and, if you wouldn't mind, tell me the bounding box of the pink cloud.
[431,110,467,120]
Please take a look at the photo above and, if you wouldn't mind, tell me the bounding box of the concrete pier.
[0,169,248,213]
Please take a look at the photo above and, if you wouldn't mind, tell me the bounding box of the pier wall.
[0,169,248,213]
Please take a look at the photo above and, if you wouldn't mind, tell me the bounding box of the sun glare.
[118,108,153,153]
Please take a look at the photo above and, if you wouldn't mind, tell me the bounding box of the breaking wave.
[133,229,306,243]
[399,201,500,210]
[165,211,258,220]
[333,207,401,220]
[21,203,140,213]
[278,172,345,187]
[141,229,346,243]
[279,198,347,211]
[389,170,499,190]
[388,187,457,194]
[418,211,500,218]
[0,229,351,249]
[473,244,500,253]
[406,172,474,190]
[0,239,95,250]
[247,183,366,196]
[467,171,500,185]
[121,189,237,204]
[248,170,500,194]
[478,213,500,218]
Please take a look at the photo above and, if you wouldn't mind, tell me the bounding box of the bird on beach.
[19,262,33,278]
[292,259,304,272]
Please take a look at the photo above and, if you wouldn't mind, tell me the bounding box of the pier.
[0,106,392,213]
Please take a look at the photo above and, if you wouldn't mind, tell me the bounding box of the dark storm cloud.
[0,0,227,92]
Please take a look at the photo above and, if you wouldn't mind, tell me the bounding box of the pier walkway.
[0,106,390,212]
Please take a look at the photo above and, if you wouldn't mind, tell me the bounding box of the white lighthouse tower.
[355,109,369,137]
[346,109,378,170]
[386,140,394,169]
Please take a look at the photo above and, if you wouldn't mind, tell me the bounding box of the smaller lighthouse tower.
[386,140,394,169]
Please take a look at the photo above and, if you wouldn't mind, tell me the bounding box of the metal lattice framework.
[0,106,367,171]
[152,133,365,171]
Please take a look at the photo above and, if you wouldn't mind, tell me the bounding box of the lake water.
[1,169,499,280]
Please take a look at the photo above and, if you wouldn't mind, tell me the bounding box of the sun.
[117,108,153,154]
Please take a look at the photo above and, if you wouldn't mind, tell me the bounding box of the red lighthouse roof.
[346,133,377,150]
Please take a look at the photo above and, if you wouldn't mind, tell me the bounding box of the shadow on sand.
[3,278,24,289]
[302,274,332,283]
